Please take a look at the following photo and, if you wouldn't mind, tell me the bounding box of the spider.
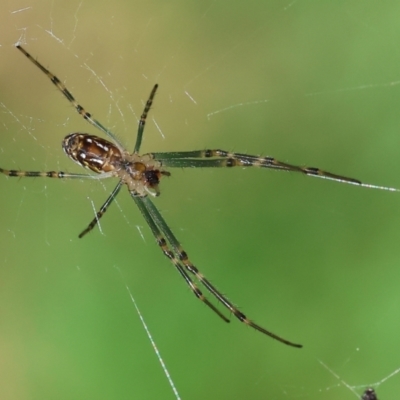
[362,388,378,400]
[1,46,399,348]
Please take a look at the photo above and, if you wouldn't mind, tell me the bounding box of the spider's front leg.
[135,194,302,348]
[152,149,400,192]
[132,194,230,323]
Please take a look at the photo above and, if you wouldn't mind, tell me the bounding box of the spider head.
[141,169,170,197]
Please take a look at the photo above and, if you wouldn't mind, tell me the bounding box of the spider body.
[2,45,399,348]
[63,133,168,196]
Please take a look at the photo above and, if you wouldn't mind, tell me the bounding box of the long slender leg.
[152,149,399,191]
[0,167,107,179]
[16,45,124,149]
[140,196,302,348]
[1,167,118,234]
[79,181,123,238]
[132,194,230,323]
[133,84,158,154]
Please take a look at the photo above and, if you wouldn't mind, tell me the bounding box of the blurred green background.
[1,1,400,399]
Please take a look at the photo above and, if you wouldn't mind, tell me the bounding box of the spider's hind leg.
[0,168,99,180]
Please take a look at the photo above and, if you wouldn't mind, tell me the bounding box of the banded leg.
[140,195,302,348]
[16,45,124,149]
[152,149,400,192]
[79,181,123,238]
[133,84,158,154]
[132,194,230,324]
[0,167,106,180]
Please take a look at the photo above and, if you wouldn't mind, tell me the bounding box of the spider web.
[0,1,400,399]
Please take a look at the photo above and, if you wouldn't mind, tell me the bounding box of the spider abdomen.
[62,133,169,196]
[63,133,123,173]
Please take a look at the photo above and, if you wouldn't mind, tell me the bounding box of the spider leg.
[153,149,400,192]
[79,181,123,238]
[1,167,118,234]
[0,167,109,179]
[133,84,158,154]
[16,45,124,150]
[139,195,302,348]
[132,194,231,324]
